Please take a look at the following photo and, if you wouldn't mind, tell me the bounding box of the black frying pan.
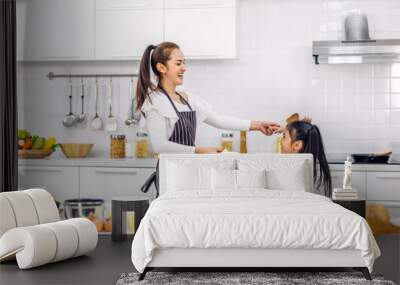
[351,152,392,164]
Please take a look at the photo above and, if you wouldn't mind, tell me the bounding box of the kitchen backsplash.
[17,0,400,157]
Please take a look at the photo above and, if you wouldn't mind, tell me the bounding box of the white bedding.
[131,190,380,273]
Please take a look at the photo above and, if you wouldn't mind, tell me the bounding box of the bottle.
[110,134,126,158]
[240,131,247,153]
[125,140,135,158]
[135,131,149,158]
[275,135,282,154]
[220,132,234,152]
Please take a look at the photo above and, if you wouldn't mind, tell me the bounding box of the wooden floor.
[1,234,398,285]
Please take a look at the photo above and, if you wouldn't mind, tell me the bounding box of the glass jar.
[220,132,234,152]
[135,132,149,158]
[110,134,126,158]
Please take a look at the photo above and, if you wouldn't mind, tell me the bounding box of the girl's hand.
[250,121,281,136]
[195,146,224,154]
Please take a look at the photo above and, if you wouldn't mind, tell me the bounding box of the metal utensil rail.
[47,72,138,80]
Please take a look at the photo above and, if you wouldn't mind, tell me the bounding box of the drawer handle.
[111,4,150,9]
[367,201,400,207]
[111,55,140,59]
[95,170,138,175]
[24,168,62,173]
[185,54,220,58]
[375,176,400,180]
[40,56,80,59]
[168,2,223,9]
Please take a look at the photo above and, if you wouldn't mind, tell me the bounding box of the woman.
[136,42,280,154]
[280,120,332,197]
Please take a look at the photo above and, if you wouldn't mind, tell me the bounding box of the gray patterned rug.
[116,271,396,285]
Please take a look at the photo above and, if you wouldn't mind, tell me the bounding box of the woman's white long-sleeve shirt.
[141,90,251,153]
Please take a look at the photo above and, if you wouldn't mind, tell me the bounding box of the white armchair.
[0,188,97,269]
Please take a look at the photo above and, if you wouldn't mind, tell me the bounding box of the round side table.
[111,196,149,242]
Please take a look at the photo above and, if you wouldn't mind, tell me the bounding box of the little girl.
[280,120,332,197]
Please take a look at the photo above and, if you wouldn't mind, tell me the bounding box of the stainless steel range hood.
[312,39,400,64]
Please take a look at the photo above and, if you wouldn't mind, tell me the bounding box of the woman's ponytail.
[303,125,332,197]
[136,45,157,111]
[136,42,180,112]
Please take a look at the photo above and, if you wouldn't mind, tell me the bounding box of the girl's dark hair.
[287,121,332,197]
[136,42,180,111]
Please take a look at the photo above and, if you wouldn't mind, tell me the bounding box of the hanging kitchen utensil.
[63,77,78,127]
[77,78,86,124]
[131,78,141,122]
[125,77,138,126]
[91,77,103,130]
[132,95,141,122]
[105,78,117,132]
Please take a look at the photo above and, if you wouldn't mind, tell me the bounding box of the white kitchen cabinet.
[367,201,400,228]
[79,167,155,202]
[16,0,26,61]
[384,202,400,226]
[330,170,366,199]
[367,172,400,202]
[16,0,95,61]
[95,0,164,60]
[17,0,238,61]
[18,165,79,203]
[164,1,237,59]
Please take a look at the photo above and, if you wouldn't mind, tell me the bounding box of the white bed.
[131,154,380,280]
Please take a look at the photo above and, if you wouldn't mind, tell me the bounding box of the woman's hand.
[250,121,281,136]
[195,146,224,154]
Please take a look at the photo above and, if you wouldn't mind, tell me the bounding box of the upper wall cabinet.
[17,0,237,61]
[95,0,164,60]
[164,0,237,59]
[16,0,95,61]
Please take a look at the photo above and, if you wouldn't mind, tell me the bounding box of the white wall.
[18,0,400,157]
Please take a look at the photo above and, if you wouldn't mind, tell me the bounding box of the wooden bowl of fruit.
[18,129,58,159]
[18,149,54,159]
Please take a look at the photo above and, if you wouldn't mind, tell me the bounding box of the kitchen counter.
[18,157,157,168]
[328,162,400,172]
[18,157,400,171]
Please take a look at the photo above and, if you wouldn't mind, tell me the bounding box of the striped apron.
[160,87,197,146]
[140,87,197,197]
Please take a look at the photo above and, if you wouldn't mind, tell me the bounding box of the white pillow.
[211,168,268,191]
[211,168,236,191]
[266,161,307,191]
[167,162,212,192]
[237,159,307,191]
[236,169,268,189]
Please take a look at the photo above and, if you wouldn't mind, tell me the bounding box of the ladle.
[63,78,78,127]
[77,78,86,124]
[125,77,138,126]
